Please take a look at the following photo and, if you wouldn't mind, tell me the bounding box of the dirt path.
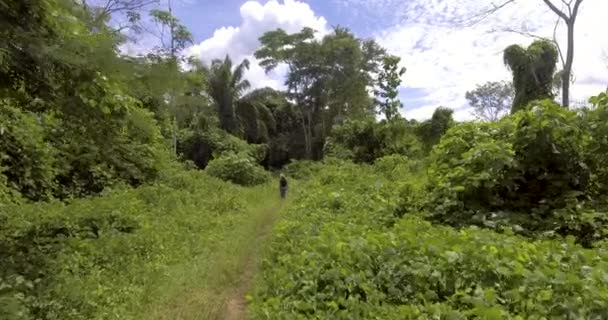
[224,203,281,320]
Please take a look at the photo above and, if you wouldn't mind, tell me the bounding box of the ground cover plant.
[249,160,608,319]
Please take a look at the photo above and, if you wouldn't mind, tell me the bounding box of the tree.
[463,0,585,108]
[255,26,387,159]
[207,55,251,135]
[237,88,281,144]
[374,55,407,121]
[81,0,158,33]
[1,0,169,199]
[143,5,193,154]
[466,81,514,121]
[149,5,193,59]
[503,40,558,113]
[543,0,584,108]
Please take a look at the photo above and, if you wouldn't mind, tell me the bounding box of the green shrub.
[374,154,414,178]
[206,152,270,186]
[423,99,600,244]
[0,102,58,200]
[283,160,322,180]
[51,102,169,198]
[510,100,590,208]
[585,92,608,195]
[415,107,455,153]
[326,119,421,163]
[0,169,21,205]
[178,127,268,170]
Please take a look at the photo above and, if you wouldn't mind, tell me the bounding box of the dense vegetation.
[0,169,279,319]
[251,157,608,319]
[2,0,608,319]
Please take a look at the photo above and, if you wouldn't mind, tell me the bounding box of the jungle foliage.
[3,0,608,319]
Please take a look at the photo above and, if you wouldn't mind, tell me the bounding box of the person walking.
[279,174,288,199]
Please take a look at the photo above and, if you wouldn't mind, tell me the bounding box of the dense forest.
[2,0,608,319]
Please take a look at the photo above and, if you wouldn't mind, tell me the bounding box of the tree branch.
[494,27,551,41]
[552,17,566,67]
[559,0,572,15]
[459,0,516,27]
[572,0,584,22]
[542,0,569,21]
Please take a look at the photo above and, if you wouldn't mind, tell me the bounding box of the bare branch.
[572,0,584,22]
[552,16,566,67]
[494,27,551,41]
[542,0,569,21]
[559,0,572,15]
[103,0,158,15]
[459,0,516,27]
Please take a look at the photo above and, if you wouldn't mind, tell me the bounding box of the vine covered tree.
[503,40,558,113]
[462,0,585,108]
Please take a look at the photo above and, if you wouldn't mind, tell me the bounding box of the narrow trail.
[224,202,282,320]
[146,193,285,320]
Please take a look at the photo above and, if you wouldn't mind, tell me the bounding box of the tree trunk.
[305,109,313,159]
[297,105,312,160]
[562,19,575,108]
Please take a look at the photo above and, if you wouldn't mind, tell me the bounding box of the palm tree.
[207,55,250,135]
[237,87,283,143]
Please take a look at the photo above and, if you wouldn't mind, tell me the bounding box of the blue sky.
[121,0,608,120]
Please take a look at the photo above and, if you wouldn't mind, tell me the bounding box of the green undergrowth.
[249,161,608,319]
[145,180,282,320]
[0,169,277,320]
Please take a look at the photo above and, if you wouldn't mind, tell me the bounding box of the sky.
[121,0,608,121]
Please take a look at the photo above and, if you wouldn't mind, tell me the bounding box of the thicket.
[325,119,422,163]
[419,97,608,247]
[250,160,608,319]
[206,152,270,186]
[323,106,455,165]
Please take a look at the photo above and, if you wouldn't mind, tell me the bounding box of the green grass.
[143,183,283,320]
[0,170,286,320]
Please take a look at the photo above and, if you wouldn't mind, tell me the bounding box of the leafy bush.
[415,107,455,153]
[0,169,21,206]
[326,119,421,163]
[0,102,58,200]
[250,163,608,319]
[178,127,268,169]
[206,152,270,186]
[373,154,419,179]
[585,92,608,195]
[423,99,601,244]
[283,160,323,180]
[373,155,428,219]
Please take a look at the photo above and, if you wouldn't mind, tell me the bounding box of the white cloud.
[186,0,329,90]
[370,0,608,120]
